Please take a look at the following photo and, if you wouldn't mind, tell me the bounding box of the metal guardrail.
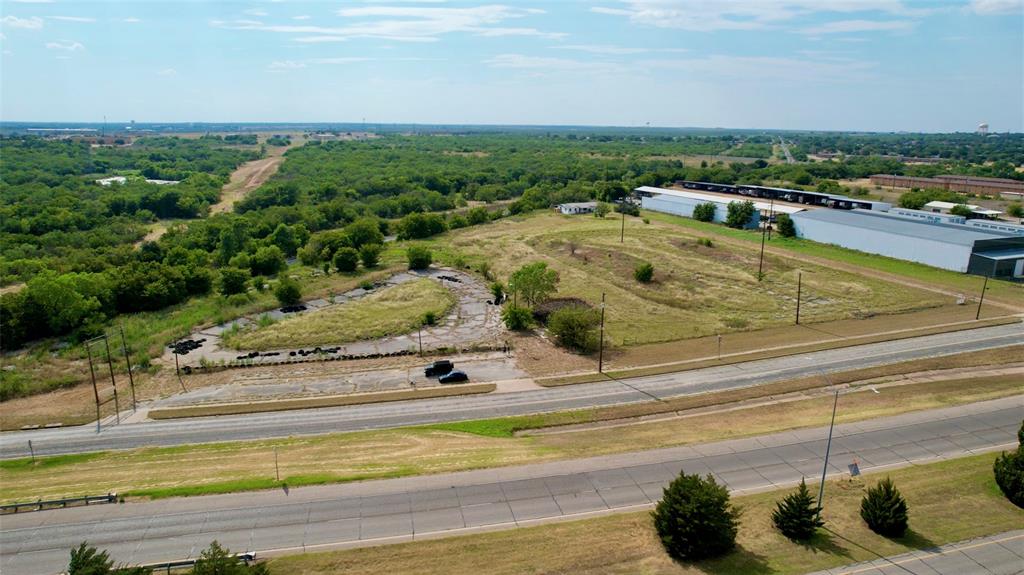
[139,552,256,573]
[0,493,118,514]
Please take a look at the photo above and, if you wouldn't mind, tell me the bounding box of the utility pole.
[976,274,989,320]
[817,388,840,520]
[766,198,774,240]
[87,343,101,433]
[795,272,802,325]
[418,325,423,355]
[598,292,606,373]
[757,209,768,281]
[102,337,120,424]
[119,325,137,411]
[274,447,280,481]
[716,333,722,361]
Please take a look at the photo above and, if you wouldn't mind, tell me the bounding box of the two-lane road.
[2,323,1021,459]
[2,398,1020,575]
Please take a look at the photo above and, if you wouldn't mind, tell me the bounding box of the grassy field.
[642,209,1024,310]
[223,279,455,351]
[266,453,1024,575]
[429,212,946,346]
[1,371,1018,504]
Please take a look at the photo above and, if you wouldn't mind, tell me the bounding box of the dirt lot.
[210,138,297,214]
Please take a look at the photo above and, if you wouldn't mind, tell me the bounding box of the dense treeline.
[0,137,258,284]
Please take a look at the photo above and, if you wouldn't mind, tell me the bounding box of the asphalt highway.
[1,398,1020,575]
[1,322,1021,459]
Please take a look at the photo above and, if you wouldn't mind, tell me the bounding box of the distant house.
[923,201,1002,220]
[95,176,127,186]
[145,179,180,185]
[557,202,597,215]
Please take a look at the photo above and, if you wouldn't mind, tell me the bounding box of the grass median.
[1,368,1019,504]
[266,453,1024,575]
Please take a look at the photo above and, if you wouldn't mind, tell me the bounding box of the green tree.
[217,220,249,266]
[407,246,433,270]
[634,262,654,283]
[268,223,300,257]
[397,212,447,240]
[547,305,600,353]
[776,213,796,237]
[508,262,559,308]
[218,267,250,296]
[1007,202,1024,219]
[692,202,716,222]
[949,204,974,217]
[192,541,265,575]
[68,542,152,575]
[725,200,757,228]
[501,305,533,330]
[860,477,909,537]
[771,478,824,540]
[467,206,491,225]
[993,420,1024,508]
[652,471,739,561]
[274,277,302,306]
[250,246,286,276]
[358,243,382,268]
[333,247,359,272]
[594,202,611,218]
[344,218,385,249]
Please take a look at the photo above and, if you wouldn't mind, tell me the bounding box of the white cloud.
[556,44,691,55]
[122,17,142,23]
[244,8,269,17]
[158,68,177,76]
[45,40,84,51]
[643,53,876,82]
[1,15,44,29]
[217,5,562,43]
[800,19,913,34]
[269,60,307,69]
[292,15,311,20]
[52,16,98,23]
[10,0,54,3]
[590,1,932,32]
[968,0,1023,14]
[310,57,372,64]
[484,53,627,75]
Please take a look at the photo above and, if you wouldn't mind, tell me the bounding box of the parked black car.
[438,370,469,384]
[424,360,454,377]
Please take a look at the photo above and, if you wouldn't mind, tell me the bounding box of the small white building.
[95,176,127,186]
[557,202,597,215]
[923,201,1002,219]
[145,179,180,185]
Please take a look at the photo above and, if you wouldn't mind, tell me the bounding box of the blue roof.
[792,209,1019,247]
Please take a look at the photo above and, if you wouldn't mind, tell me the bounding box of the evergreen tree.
[652,471,739,561]
[993,420,1024,508]
[860,477,909,537]
[771,479,824,540]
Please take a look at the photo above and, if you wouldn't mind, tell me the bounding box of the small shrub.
[333,247,359,273]
[634,262,654,283]
[692,202,716,222]
[776,213,796,238]
[594,202,611,218]
[422,311,437,326]
[452,255,467,269]
[993,420,1024,508]
[860,477,909,537]
[358,243,382,268]
[1007,202,1024,219]
[652,471,739,561]
[218,267,250,296]
[478,261,494,280]
[725,200,756,229]
[771,478,823,540]
[359,279,374,290]
[407,246,433,270]
[274,278,302,306]
[501,305,533,330]
[490,281,505,303]
[698,238,714,247]
[643,218,650,224]
[547,305,600,353]
[225,293,251,307]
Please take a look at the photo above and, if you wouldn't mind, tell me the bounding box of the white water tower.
[977,122,989,134]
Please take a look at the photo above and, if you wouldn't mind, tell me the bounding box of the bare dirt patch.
[211,139,297,214]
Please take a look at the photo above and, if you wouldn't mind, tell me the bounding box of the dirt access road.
[211,138,299,214]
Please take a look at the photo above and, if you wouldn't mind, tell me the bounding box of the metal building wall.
[641,195,758,229]
[791,214,974,272]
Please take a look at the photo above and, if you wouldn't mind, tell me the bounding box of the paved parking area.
[808,531,1024,575]
[2,399,1019,575]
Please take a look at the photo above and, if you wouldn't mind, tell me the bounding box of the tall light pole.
[598,292,606,373]
[795,272,802,325]
[757,208,768,281]
[817,388,840,520]
[119,325,137,411]
[976,274,989,321]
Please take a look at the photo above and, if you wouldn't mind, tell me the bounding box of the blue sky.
[1,0,1021,131]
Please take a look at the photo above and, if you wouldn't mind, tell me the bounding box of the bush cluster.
[993,420,1024,508]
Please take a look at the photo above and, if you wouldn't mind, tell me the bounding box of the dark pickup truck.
[424,360,454,377]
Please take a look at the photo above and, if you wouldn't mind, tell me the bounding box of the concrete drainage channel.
[166,267,506,372]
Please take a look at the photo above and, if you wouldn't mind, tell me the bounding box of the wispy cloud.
[269,56,374,70]
[968,0,1023,14]
[269,60,307,70]
[122,17,142,23]
[45,40,84,51]
[590,1,933,32]
[643,53,877,82]
[800,19,913,34]
[158,68,177,76]
[244,8,269,17]
[484,53,628,75]
[1,15,44,29]
[556,44,691,55]
[292,15,311,21]
[216,5,563,43]
[10,0,54,3]
[51,16,97,23]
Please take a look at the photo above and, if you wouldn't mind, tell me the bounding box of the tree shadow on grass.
[687,544,774,575]
[795,530,854,560]
[823,527,939,574]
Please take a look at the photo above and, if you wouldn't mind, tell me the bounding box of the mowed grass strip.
[148,383,496,419]
[224,278,455,351]
[266,453,1024,575]
[433,213,946,346]
[2,372,1019,504]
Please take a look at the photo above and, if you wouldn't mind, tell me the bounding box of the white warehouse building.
[634,186,804,229]
[791,209,1024,277]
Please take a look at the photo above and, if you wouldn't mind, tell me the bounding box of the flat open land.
[2,371,1018,503]
[438,213,947,345]
[223,279,455,351]
[266,453,1024,575]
